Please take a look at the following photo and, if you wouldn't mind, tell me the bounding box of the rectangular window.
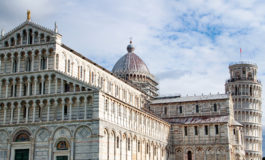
[164,107,167,115]
[205,126,208,135]
[233,129,236,135]
[184,126,188,136]
[215,125,219,134]
[196,105,199,113]
[179,106,182,113]
[214,104,217,112]
[194,126,198,135]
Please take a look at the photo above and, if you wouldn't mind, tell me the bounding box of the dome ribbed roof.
[112,41,150,75]
[112,52,150,74]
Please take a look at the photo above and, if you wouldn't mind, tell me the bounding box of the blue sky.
[0,0,265,155]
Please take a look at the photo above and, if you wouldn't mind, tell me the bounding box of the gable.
[0,21,57,48]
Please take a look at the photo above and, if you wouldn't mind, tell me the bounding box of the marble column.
[10,104,14,124]
[48,77,51,94]
[17,55,21,72]
[41,78,45,95]
[34,78,37,95]
[27,80,31,96]
[47,102,50,122]
[3,105,7,124]
[55,78,58,93]
[5,83,8,98]
[19,79,22,97]
[61,79,64,93]
[31,54,34,71]
[17,104,21,123]
[25,104,29,123]
[62,101,65,121]
[69,101,72,121]
[84,98,87,120]
[32,103,36,122]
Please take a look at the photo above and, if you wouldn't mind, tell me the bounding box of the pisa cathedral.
[0,11,262,160]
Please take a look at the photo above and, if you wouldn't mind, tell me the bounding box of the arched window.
[250,86,252,96]
[13,59,17,73]
[39,82,42,94]
[11,37,15,46]
[23,84,27,96]
[64,105,68,115]
[17,34,21,45]
[22,30,27,44]
[14,131,30,142]
[23,105,26,118]
[40,56,47,70]
[46,36,50,42]
[248,72,252,80]
[26,57,31,71]
[57,141,69,150]
[34,31,39,43]
[146,143,149,154]
[28,29,33,44]
[40,33,45,43]
[4,41,9,47]
[187,151,192,160]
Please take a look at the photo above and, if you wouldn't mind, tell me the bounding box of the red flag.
[240,48,242,53]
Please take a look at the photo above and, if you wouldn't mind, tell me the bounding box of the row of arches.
[0,72,90,99]
[0,47,54,73]
[227,83,262,97]
[0,94,93,124]
[59,49,144,109]
[3,28,52,47]
[103,127,167,160]
[103,95,169,142]
[0,124,95,160]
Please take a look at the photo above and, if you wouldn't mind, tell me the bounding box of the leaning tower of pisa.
[225,62,263,160]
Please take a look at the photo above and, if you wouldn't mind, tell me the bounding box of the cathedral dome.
[112,41,150,75]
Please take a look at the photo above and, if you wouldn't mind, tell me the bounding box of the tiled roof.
[151,94,229,104]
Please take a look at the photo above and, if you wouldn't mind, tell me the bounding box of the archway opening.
[188,151,192,160]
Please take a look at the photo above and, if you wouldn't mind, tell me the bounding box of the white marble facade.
[0,13,262,160]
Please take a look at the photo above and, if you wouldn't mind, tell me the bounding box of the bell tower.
[225,62,262,160]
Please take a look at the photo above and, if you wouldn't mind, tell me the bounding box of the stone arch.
[35,127,50,142]
[12,127,32,141]
[13,130,31,142]
[52,126,72,140]
[74,125,92,140]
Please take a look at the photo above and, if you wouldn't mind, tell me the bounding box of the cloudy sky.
[0,0,265,154]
